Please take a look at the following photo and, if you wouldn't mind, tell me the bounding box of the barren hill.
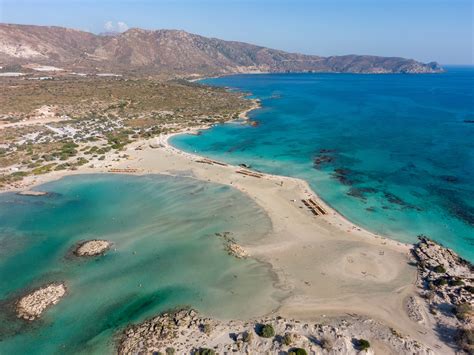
[0,23,442,75]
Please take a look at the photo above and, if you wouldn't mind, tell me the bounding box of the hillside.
[0,23,443,75]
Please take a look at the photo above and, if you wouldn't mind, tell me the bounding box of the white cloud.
[103,21,129,33]
[104,21,114,32]
[117,21,129,32]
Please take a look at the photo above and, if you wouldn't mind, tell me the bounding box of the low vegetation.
[354,338,371,351]
[0,77,253,188]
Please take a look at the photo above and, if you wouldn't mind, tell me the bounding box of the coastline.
[2,104,455,353]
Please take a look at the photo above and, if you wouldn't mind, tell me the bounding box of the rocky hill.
[0,23,443,76]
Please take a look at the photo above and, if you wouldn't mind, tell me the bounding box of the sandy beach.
[5,121,456,353]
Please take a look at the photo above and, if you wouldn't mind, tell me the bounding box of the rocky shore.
[118,309,434,355]
[116,237,474,354]
[74,239,111,257]
[412,236,473,353]
[16,283,66,321]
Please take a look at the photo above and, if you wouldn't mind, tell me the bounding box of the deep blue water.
[172,67,474,261]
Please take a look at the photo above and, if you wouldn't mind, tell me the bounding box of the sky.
[0,0,472,64]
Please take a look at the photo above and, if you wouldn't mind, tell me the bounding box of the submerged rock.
[17,190,48,196]
[74,240,111,257]
[16,283,66,321]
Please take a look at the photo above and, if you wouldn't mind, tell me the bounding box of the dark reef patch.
[346,187,378,201]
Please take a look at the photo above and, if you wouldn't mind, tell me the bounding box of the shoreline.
[2,105,455,353]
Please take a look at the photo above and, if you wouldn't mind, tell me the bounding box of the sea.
[172,66,474,261]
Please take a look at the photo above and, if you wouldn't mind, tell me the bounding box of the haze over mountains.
[0,24,443,76]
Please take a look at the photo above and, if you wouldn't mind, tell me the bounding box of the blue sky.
[1,0,472,64]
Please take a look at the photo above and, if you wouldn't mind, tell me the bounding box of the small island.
[16,283,66,321]
[74,240,112,257]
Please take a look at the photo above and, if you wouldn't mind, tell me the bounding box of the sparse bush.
[433,265,446,273]
[242,331,253,343]
[194,348,215,355]
[455,327,474,353]
[165,347,175,355]
[288,348,307,355]
[201,323,212,336]
[257,324,275,338]
[320,336,334,350]
[454,303,472,321]
[282,333,294,346]
[355,338,370,351]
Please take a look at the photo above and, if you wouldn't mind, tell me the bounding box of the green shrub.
[355,339,370,351]
[288,348,307,355]
[449,278,465,287]
[433,265,446,273]
[433,277,448,287]
[257,324,275,338]
[464,285,474,293]
[165,347,175,355]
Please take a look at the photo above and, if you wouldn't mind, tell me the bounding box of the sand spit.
[118,309,434,355]
[74,240,111,257]
[4,106,470,353]
[16,283,66,321]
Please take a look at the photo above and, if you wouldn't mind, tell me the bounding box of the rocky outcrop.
[118,309,434,354]
[0,24,443,76]
[74,240,111,256]
[16,283,66,321]
[412,236,473,352]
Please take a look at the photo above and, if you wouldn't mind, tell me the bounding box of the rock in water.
[16,283,66,321]
[74,240,111,256]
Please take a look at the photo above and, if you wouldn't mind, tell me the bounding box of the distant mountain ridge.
[0,23,443,76]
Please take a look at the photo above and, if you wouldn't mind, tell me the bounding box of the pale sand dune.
[7,132,451,353]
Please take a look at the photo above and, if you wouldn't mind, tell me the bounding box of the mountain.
[0,23,443,76]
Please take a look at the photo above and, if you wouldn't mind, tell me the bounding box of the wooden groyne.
[236,169,264,178]
[302,198,327,216]
[195,158,228,166]
[108,168,138,173]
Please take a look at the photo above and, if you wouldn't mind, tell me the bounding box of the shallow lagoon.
[0,174,278,353]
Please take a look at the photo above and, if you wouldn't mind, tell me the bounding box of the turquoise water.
[0,174,278,354]
[172,67,474,261]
